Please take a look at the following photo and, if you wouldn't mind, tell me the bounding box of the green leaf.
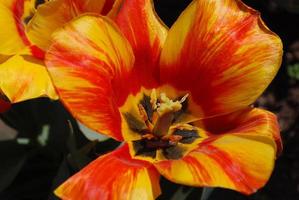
[287,63,299,80]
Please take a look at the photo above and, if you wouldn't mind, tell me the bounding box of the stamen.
[126,90,200,161]
[173,124,195,131]
[162,135,183,144]
[138,104,154,131]
[142,134,155,140]
[150,89,158,110]
[138,104,148,121]
[179,93,189,104]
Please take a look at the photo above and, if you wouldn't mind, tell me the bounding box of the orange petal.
[55,144,161,200]
[197,107,282,155]
[45,15,134,141]
[0,54,58,103]
[26,0,107,51]
[155,136,276,195]
[154,107,280,194]
[115,0,168,94]
[159,0,283,118]
[0,0,44,58]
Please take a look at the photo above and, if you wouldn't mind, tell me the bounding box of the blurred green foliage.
[287,63,299,80]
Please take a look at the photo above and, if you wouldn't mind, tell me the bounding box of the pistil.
[152,111,175,137]
[124,89,200,160]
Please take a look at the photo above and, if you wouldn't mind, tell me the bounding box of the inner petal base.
[120,86,207,163]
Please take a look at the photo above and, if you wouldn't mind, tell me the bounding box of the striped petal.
[45,15,134,141]
[159,0,283,118]
[0,0,35,55]
[154,108,280,194]
[103,0,123,18]
[0,55,58,103]
[55,144,161,200]
[115,0,168,92]
[26,0,119,51]
[197,108,282,155]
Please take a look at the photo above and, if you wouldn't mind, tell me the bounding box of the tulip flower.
[45,0,283,199]
[0,0,121,103]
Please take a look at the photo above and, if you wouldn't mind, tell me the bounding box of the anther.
[138,104,154,131]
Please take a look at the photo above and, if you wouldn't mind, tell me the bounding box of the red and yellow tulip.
[45,0,283,199]
[0,0,121,103]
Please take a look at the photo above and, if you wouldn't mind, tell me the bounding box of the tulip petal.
[0,0,33,55]
[26,0,107,51]
[154,108,279,194]
[45,15,134,141]
[115,0,168,92]
[55,144,161,200]
[102,0,122,17]
[197,108,282,155]
[0,55,11,63]
[0,55,58,103]
[160,0,283,118]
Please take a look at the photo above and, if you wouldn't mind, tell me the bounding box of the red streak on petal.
[48,41,124,140]
[30,45,45,59]
[162,13,265,118]
[12,0,30,46]
[101,0,114,15]
[183,156,213,184]
[114,0,164,106]
[9,79,29,103]
[199,144,262,194]
[12,0,45,60]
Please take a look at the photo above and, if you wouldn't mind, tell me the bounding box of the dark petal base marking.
[173,129,199,144]
[163,146,185,160]
[123,112,148,134]
[140,94,153,122]
[126,92,201,160]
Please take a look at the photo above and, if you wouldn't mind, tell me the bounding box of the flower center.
[123,89,201,161]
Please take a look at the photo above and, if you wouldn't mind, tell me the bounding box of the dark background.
[0,0,299,199]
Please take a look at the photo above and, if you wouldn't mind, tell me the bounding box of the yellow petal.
[0,55,58,103]
[0,0,33,55]
[197,107,282,155]
[154,108,280,194]
[26,0,107,50]
[155,134,275,195]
